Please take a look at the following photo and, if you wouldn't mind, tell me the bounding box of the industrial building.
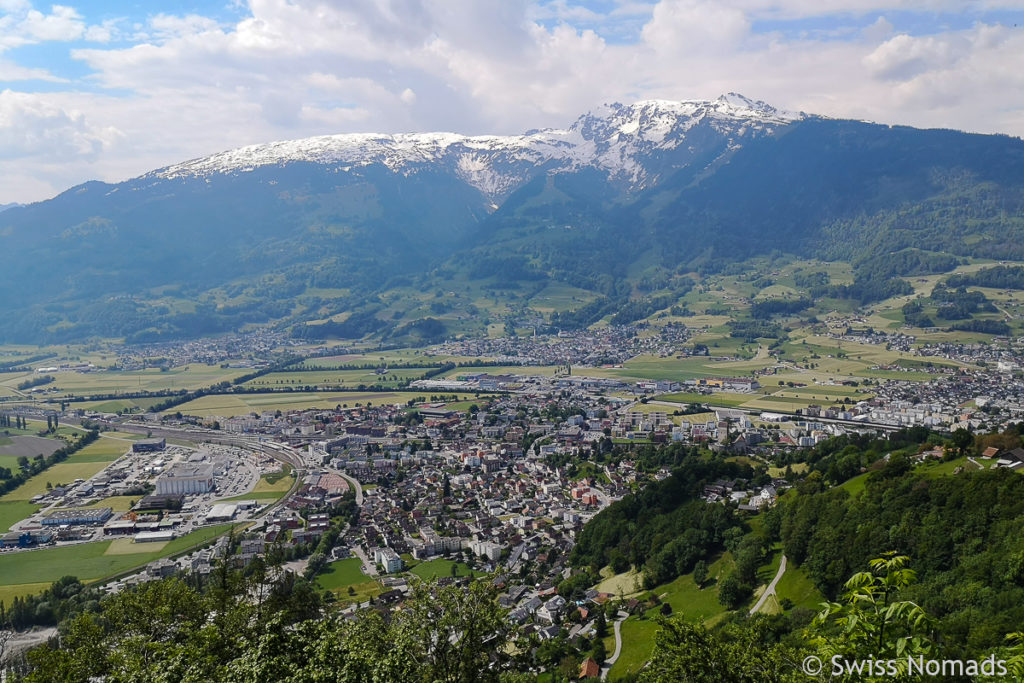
[206,503,238,522]
[41,507,114,526]
[155,464,216,495]
[132,438,166,453]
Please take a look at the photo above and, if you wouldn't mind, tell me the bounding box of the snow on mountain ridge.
[154,94,804,198]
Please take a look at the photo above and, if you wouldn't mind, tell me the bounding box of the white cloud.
[0,89,120,159]
[20,4,83,41]
[863,32,966,80]
[0,58,62,80]
[642,0,751,55]
[83,19,119,43]
[0,2,116,52]
[149,13,221,40]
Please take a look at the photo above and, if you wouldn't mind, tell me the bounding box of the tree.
[393,579,514,682]
[807,552,934,673]
[717,571,752,610]
[693,560,708,588]
[595,610,608,639]
[640,618,803,683]
[592,636,607,665]
[950,427,973,456]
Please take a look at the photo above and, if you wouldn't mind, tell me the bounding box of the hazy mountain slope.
[2,95,1024,343]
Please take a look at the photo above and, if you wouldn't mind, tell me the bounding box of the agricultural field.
[440,365,561,379]
[170,391,485,418]
[242,367,433,390]
[0,363,249,399]
[594,568,644,597]
[0,523,236,598]
[296,347,495,368]
[62,397,171,414]
[526,283,600,313]
[0,434,131,502]
[0,582,52,605]
[604,355,764,382]
[0,501,40,532]
[0,435,63,463]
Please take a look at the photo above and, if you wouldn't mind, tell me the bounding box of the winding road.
[749,555,787,615]
[600,610,629,680]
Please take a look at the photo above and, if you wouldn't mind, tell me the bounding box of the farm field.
[58,397,171,413]
[594,567,644,597]
[243,367,434,389]
[0,434,131,502]
[295,349,494,368]
[0,523,236,597]
[170,391,484,417]
[2,462,113,501]
[440,365,561,379]
[65,434,135,462]
[0,501,40,532]
[526,283,599,313]
[604,355,765,382]
[0,364,249,398]
[0,435,64,461]
[657,391,754,408]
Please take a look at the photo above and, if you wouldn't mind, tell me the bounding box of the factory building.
[155,464,216,495]
[132,438,166,453]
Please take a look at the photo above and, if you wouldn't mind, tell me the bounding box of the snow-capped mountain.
[155,93,804,199]
[4,93,1022,345]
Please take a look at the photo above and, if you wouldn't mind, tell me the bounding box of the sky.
[2,0,1024,204]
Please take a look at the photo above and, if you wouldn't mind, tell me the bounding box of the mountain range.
[3,93,1024,343]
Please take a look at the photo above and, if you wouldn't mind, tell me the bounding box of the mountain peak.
[152,95,804,197]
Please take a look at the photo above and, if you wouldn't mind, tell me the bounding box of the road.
[600,610,629,680]
[749,555,787,615]
[336,470,363,505]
